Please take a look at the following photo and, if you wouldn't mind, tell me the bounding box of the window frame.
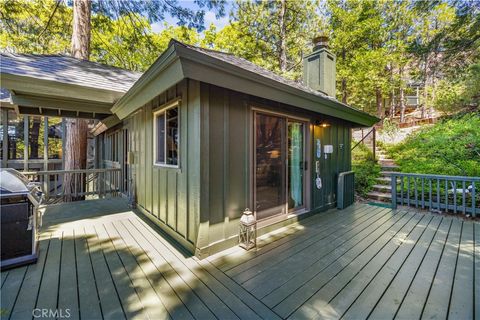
[153,99,180,168]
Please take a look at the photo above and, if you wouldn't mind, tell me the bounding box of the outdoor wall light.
[314,119,330,127]
[239,208,257,250]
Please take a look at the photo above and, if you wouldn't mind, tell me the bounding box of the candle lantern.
[239,208,257,250]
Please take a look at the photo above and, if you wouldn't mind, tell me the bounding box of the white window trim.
[153,99,181,168]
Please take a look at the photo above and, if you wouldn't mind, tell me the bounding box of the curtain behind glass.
[288,122,304,209]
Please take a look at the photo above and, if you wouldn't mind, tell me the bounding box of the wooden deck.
[1,199,479,319]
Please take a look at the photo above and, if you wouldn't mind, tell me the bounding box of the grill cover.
[0,169,30,196]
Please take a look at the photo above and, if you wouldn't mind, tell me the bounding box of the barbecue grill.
[0,169,42,270]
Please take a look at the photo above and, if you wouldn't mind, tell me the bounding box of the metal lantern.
[239,208,257,250]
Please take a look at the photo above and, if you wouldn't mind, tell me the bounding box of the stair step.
[381,165,400,171]
[380,161,396,166]
[366,191,392,202]
[376,177,392,184]
[372,184,392,192]
[380,171,400,176]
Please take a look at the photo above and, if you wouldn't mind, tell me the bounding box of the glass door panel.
[288,121,304,210]
[255,113,286,220]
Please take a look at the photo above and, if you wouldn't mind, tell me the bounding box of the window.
[154,103,179,166]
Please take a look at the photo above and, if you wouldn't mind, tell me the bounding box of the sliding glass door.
[255,112,306,220]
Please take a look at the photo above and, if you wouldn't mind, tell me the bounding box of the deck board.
[75,227,104,320]
[262,210,409,308]
[0,266,27,320]
[347,216,444,320]
[237,205,382,287]
[394,218,452,320]
[34,232,61,313]
[1,198,478,320]
[57,229,80,320]
[93,224,146,320]
[103,221,171,320]
[448,221,474,319]
[243,207,389,297]
[130,218,244,320]
[421,219,462,319]
[287,213,429,319]
[126,218,216,320]
[114,219,194,320]
[475,222,480,320]
[84,225,126,320]
[8,235,50,320]
[353,217,451,320]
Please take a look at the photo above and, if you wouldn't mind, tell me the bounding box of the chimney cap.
[313,35,329,50]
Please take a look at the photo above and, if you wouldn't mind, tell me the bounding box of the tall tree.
[212,0,321,79]
[64,0,91,201]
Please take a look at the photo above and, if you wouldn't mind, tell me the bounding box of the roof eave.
[111,41,379,127]
[174,45,378,127]
[111,45,183,120]
[1,73,124,104]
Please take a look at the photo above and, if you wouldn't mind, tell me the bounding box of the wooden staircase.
[367,147,400,203]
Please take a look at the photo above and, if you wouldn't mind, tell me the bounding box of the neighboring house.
[0,37,378,257]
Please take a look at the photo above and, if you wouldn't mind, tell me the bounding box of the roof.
[1,53,141,93]
[113,40,379,127]
[178,42,341,104]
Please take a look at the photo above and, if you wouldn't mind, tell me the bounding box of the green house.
[1,38,378,258]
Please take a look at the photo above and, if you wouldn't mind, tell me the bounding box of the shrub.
[352,142,381,197]
[386,112,480,177]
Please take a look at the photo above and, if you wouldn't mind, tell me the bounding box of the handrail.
[390,172,479,217]
[24,168,123,204]
[351,127,376,160]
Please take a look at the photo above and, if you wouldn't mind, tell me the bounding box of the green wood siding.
[125,79,201,251]
[196,83,353,256]
[111,80,353,257]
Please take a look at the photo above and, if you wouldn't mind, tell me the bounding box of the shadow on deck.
[1,199,479,319]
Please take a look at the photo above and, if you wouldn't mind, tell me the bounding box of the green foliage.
[207,0,322,79]
[434,62,480,113]
[92,16,201,71]
[387,113,480,176]
[0,0,72,54]
[352,143,380,197]
[0,0,204,72]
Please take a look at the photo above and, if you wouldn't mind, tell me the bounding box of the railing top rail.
[24,168,121,175]
[339,171,355,177]
[390,172,480,181]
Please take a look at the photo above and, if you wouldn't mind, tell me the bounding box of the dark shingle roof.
[1,53,142,92]
[175,41,342,105]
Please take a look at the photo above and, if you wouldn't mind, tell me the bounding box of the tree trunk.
[376,88,383,119]
[71,0,91,60]
[422,55,428,119]
[341,49,347,103]
[64,0,91,201]
[278,0,287,73]
[29,117,41,158]
[389,90,395,118]
[399,66,406,123]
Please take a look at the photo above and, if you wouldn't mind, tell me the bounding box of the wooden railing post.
[472,182,476,217]
[391,174,397,209]
[372,127,376,160]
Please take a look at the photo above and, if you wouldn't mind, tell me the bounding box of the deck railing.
[391,172,480,217]
[24,168,122,204]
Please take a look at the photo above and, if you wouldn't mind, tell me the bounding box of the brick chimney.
[303,35,336,97]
